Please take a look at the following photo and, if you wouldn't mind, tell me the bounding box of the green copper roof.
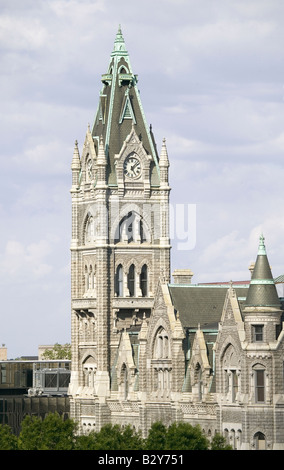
[245,235,281,308]
[91,27,159,186]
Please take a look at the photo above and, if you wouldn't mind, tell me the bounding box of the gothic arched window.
[115,264,123,297]
[254,432,266,450]
[115,211,149,244]
[83,356,97,388]
[154,327,170,359]
[152,327,171,396]
[140,264,148,297]
[253,366,265,403]
[121,363,128,400]
[128,264,135,297]
[221,343,240,403]
[85,215,95,244]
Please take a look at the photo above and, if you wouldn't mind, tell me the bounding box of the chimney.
[172,269,194,284]
[0,345,7,361]
[249,262,255,278]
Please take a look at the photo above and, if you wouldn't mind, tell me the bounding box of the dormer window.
[253,325,264,342]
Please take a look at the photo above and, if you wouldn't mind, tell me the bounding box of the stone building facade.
[68,28,284,449]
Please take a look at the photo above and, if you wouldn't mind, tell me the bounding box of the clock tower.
[69,27,171,431]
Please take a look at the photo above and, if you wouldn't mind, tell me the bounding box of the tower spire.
[112,25,127,55]
[91,27,159,186]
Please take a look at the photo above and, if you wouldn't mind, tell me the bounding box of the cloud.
[0,239,54,282]
[1,0,284,357]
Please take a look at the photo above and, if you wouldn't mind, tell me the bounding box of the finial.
[258,233,266,256]
[112,25,128,56]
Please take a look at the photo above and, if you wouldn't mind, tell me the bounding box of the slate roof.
[168,284,249,329]
[275,274,284,284]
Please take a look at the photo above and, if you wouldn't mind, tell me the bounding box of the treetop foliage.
[0,413,232,450]
[41,343,71,360]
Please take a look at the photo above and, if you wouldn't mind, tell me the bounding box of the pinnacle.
[97,135,107,165]
[71,139,80,169]
[159,138,169,167]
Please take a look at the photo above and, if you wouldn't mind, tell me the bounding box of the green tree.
[144,421,167,450]
[0,424,18,450]
[75,423,144,450]
[41,343,71,360]
[210,433,233,450]
[165,422,209,450]
[18,413,77,450]
[120,424,144,450]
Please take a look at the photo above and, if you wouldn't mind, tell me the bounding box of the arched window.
[86,157,93,182]
[115,212,149,243]
[85,215,95,244]
[83,356,97,388]
[128,264,135,297]
[222,344,240,402]
[254,432,266,450]
[115,265,123,297]
[85,265,89,291]
[196,364,203,400]
[152,327,172,396]
[154,328,170,359]
[140,264,148,297]
[84,265,96,296]
[121,363,128,400]
[254,368,265,403]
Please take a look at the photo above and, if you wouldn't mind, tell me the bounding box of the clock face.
[124,156,141,179]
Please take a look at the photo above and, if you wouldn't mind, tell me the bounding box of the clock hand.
[131,162,139,171]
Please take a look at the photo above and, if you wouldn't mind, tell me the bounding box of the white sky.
[1,0,284,358]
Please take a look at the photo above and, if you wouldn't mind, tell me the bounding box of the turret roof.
[244,235,281,308]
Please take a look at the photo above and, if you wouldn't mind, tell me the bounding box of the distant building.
[68,28,284,449]
[0,359,70,434]
[0,346,7,361]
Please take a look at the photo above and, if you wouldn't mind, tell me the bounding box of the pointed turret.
[245,234,280,308]
[159,138,170,188]
[159,138,170,167]
[243,235,282,344]
[71,140,80,170]
[71,140,81,187]
[91,26,159,185]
